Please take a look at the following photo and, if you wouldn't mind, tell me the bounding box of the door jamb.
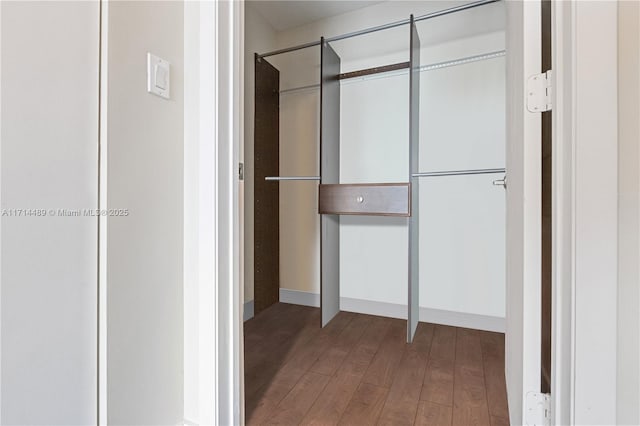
[505,1,542,423]
[550,1,575,424]
[551,1,620,424]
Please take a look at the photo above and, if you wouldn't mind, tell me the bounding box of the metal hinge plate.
[527,70,553,112]
[239,162,244,181]
[525,392,551,426]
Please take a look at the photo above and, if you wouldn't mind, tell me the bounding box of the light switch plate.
[147,53,170,99]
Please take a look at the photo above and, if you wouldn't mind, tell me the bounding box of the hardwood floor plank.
[246,360,310,423]
[301,371,362,426]
[247,310,355,419]
[245,304,317,372]
[491,415,510,426]
[311,314,370,376]
[415,401,453,426]
[245,304,314,351]
[246,306,348,419]
[481,332,509,419]
[284,311,355,371]
[388,351,429,402]
[265,371,331,425]
[429,325,457,361]
[452,365,491,426]
[377,349,428,425]
[324,311,358,336]
[245,317,318,401]
[338,382,388,426]
[302,317,391,425]
[452,327,491,426]
[247,398,280,426]
[282,310,354,362]
[420,357,454,406]
[361,319,406,388]
[410,322,435,355]
[245,362,281,406]
[245,308,509,426]
[244,302,293,334]
[244,304,297,357]
[276,310,323,363]
[455,328,484,370]
[342,316,392,371]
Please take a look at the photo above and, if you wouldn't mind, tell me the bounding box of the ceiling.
[248,1,385,31]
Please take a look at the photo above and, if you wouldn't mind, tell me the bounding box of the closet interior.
[244,1,508,422]
[250,0,506,341]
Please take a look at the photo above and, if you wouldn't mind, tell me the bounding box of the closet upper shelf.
[256,0,500,59]
[265,176,321,181]
[339,62,409,80]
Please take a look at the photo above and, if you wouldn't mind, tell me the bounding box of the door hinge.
[527,70,553,112]
[525,392,551,426]
[239,162,244,181]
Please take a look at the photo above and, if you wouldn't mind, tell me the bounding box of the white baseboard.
[340,296,407,320]
[341,297,505,333]
[282,290,505,333]
[246,290,505,333]
[279,288,320,307]
[243,300,254,322]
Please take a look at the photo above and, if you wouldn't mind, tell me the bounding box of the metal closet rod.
[412,167,505,177]
[265,168,505,180]
[265,176,321,181]
[279,49,505,95]
[257,0,500,59]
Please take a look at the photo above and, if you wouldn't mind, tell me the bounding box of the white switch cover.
[147,53,170,99]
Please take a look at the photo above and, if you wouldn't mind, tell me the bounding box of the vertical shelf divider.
[320,38,341,327]
[408,15,421,342]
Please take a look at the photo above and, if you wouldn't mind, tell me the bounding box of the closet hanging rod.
[329,0,499,43]
[265,176,321,181]
[279,49,505,95]
[257,0,500,59]
[420,49,505,71]
[412,167,505,177]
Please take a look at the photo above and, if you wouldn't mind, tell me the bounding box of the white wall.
[617,2,640,424]
[244,5,277,303]
[106,2,184,424]
[248,1,505,324]
[184,2,200,420]
[340,32,505,318]
[572,2,619,423]
[0,2,99,423]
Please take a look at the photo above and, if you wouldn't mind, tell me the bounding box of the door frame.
[506,2,620,424]
[226,1,620,424]
[182,0,245,424]
[505,1,542,424]
[100,0,245,424]
[551,1,619,424]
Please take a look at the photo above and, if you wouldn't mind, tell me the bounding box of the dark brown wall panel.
[254,55,280,315]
